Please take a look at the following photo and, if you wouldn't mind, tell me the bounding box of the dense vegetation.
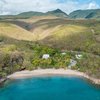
[0,36,99,79]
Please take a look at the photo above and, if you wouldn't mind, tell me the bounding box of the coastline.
[7,69,100,85]
[0,78,7,85]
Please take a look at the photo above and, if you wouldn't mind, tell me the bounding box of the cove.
[0,76,100,100]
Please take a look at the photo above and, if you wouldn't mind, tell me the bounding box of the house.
[75,54,83,59]
[61,52,66,55]
[42,54,50,59]
[68,59,77,69]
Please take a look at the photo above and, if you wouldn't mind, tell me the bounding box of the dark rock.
[0,78,7,85]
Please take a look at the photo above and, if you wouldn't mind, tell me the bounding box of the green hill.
[17,11,44,18]
[69,9,100,19]
[0,9,68,19]
[46,9,68,17]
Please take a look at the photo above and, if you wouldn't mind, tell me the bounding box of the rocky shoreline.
[83,75,100,85]
[0,78,7,85]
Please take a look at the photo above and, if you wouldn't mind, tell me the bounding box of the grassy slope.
[18,16,59,23]
[28,18,88,40]
[0,17,100,79]
[24,18,99,55]
[0,18,100,55]
[0,22,36,41]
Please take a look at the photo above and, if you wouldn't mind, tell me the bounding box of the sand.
[7,69,100,85]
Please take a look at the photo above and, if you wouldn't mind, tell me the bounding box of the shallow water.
[0,76,100,100]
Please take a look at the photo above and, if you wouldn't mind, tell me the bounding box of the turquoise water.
[0,76,100,100]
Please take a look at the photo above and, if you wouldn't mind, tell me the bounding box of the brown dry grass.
[0,22,36,41]
[18,16,59,23]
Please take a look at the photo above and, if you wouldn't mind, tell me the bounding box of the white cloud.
[0,0,100,15]
[0,11,10,15]
[88,2,99,9]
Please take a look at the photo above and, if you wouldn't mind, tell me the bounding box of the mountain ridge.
[0,9,68,19]
[0,8,100,19]
[69,9,100,19]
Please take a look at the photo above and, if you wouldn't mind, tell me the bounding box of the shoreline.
[0,78,7,85]
[7,69,100,85]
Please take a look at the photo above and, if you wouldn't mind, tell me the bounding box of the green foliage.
[2,45,17,53]
[0,49,24,77]
[31,45,70,69]
[33,45,59,56]
[72,54,100,78]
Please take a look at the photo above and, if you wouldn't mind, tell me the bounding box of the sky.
[0,0,100,15]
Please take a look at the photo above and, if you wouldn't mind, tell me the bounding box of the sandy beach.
[7,69,100,85]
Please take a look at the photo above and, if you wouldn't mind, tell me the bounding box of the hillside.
[29,18,100,55]
[0,22,35,41]
[69,9,100,19]
[0,17,100,55]
[0,16,100,80]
